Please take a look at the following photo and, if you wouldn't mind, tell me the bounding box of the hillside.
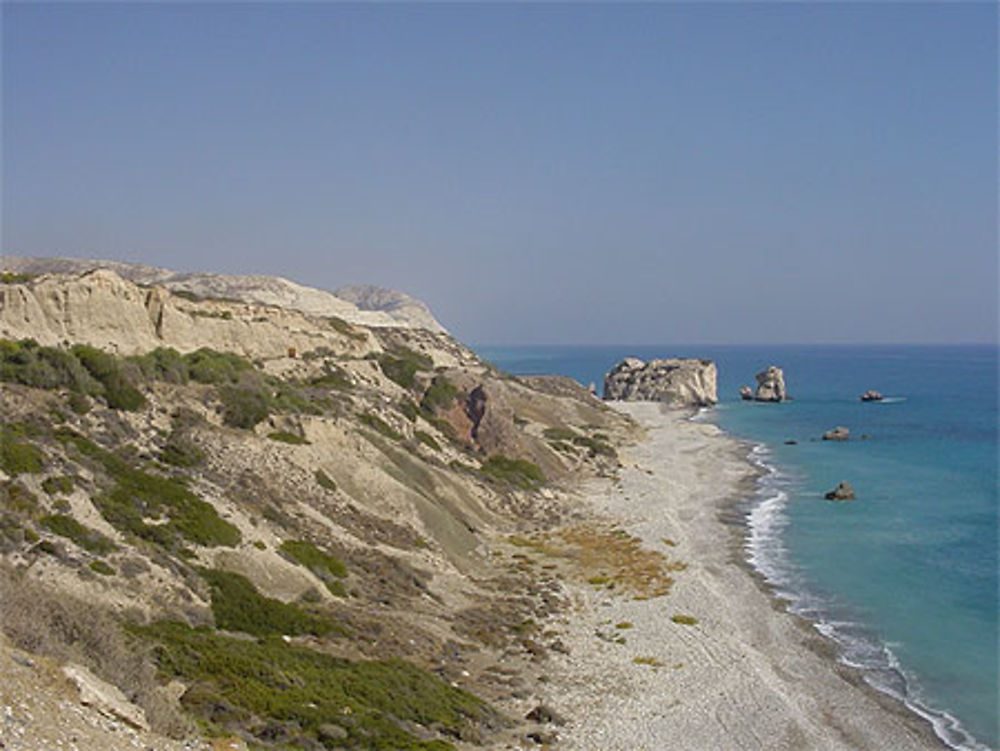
[0,263,655,750]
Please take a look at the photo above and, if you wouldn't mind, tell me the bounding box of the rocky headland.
[603,357,717,407]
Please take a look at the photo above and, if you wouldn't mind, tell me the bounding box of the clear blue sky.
[3,2,996,345]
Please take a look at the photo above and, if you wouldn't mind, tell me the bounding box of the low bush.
[542,426,577,442]
[314,469,337,492]
[40,514,116,554]
[308,367,353,391]
[89,559,115,576]
[0,272,36,284]
[377,348,433,390]
[159,433,205,467]
[0,432,44,476]
[71,344,146,410]
[135,619,499,750]
[398,398,420,422]
[199,568,337,636]
[280,539,347,578]
[480,455,545,490]
[327,316,368,342]
[360,412,402,441]
[267,431,310,445]
[420,376,458,413]
[41,475,74,495]
[414,431,441,452]
[219,385,269,429]
[671,614,698,626]
[67,392,91,414]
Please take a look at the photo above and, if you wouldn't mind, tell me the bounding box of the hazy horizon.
[3,3,996,346]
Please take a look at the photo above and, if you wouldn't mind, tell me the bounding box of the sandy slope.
[537,402,944,751]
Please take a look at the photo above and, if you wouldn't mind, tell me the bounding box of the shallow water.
[475,344,998,750]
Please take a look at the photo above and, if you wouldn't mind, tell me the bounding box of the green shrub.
[0,339,100,393]
[308,367,353,391]
[127,347,189,384]
[184,348,253,385]
[543,426,577,442]
[414,431,441,452]
[134,620,498,750]
[572,434,617,458]
[199,568,337,636]
[71,345,145,411]
[55,429,240,549]
[219,386,269,429]
[159,433,205,467]
[671,614,698,626]
[360,413,402,441]
[327,316,368,342]
[398,399,420,422]
[89,559,115,576]
[40,514,116,554]
[0,272,36,284]
[480,455,545,490]
[377,348,432,389]
[41,475,74,495]
[0,434,44,476]
[267,430,309,445]
[314,470,337,492]
[420,376,458,413]
[280,539,347,596]
[67,392,91,414]
[2,482,38,514]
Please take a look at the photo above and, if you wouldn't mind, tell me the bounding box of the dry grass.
[507,522,686,599]
[0,566,193,738]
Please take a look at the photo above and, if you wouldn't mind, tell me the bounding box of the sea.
[474,344,998,751]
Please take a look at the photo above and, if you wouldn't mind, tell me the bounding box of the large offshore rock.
[753,366,788,402]
[603,357,717,407]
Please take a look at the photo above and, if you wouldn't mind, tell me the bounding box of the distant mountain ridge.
[1,256,447,333]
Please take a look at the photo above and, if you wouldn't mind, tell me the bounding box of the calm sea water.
[475,344,998,751]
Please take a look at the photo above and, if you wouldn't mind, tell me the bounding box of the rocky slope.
[0,263,642,750]
[2,256,447,333]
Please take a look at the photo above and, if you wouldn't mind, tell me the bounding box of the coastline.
[535,401,945,751]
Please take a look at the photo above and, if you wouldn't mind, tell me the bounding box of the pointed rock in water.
[753,366,788,402]
[739,385,754,400]
[824,481,855,501]
[603,357,717,407]
[822,426,850,441]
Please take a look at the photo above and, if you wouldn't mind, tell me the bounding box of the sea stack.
[751,365,788,402]
[603,357,717,407]
[825,481,856,501]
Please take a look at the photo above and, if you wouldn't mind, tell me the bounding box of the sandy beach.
[537,402,945,751]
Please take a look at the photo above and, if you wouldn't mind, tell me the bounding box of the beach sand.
[536,402,944,751]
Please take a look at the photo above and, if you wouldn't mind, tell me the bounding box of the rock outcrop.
[751,366,788,402]
[603,358,717,407]
[860,390,884,402]
[824,481,855,501]
[739,386,754,401]
[822,426,850,441]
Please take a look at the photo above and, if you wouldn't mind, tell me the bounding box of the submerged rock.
[824,481,855,501]
[603,357,717,407]
[753,366,788,402]
[822,426,850,441]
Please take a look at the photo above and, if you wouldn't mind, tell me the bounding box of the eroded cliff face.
[603,357,718,407]
[0,264,638,750]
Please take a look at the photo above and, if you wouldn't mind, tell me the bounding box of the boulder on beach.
[860,390,884,402]
[822,426,850,441]
[603,357,717,407]
[824,481,855,501]
[753,366,788,402]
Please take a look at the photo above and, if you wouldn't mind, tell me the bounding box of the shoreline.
[534,402,946,751]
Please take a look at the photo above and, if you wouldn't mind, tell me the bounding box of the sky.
[2,2,996,345]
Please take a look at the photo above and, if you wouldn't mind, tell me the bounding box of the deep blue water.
[475,344,998,750]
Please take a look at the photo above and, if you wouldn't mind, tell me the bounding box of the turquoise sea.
[475,344,998,751]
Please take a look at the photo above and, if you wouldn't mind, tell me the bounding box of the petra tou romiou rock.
[740,365,789,402]
[603,357,718,407]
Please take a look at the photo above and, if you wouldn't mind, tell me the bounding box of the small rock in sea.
[822,426,850,441]
[860,390,884,402]
[526,704,567,725]
[739,385,754,401]
[824,481,855,501]
[784,439,797,445]
[861,433,871,440]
